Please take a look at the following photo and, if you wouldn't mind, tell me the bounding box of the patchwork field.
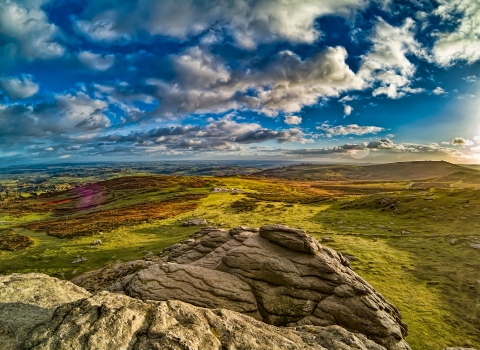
[0,161,479,349]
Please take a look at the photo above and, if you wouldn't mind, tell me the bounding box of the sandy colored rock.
[0,273,90,349]
[0,273,391,350]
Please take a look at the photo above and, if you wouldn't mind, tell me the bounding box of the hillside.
[254,161,480,182]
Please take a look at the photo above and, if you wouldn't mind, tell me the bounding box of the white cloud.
[344,105,353,116]
[59,155,71,159]
[75,0,379,49]
[0,75,39,99]
[0,0,65,60]
[358,17,427,99]
[44,147,54,151]
[452,137,473,145]
[373,84,405,99]
[284,115,302,125]
[464,75,479,83]
[78,51,115,71]
[0,91,111,138]
[316,123,384,137]
[433,0,480,66]
[432,87,446,95]
[149,46,365,118]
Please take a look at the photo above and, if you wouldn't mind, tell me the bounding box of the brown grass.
[0,230,34,251]
[25,194,207,238]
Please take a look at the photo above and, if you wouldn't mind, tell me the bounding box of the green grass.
[0,176,479,349]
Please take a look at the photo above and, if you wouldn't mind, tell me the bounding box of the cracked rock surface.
[1,273,392,350]
[71,224,411,350]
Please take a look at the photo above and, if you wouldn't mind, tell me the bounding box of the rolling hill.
[254,161,480,182]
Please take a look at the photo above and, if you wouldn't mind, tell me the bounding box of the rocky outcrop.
[2,273,392,350]
[72,224,410,350]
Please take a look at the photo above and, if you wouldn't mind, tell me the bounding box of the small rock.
[71,256,88,264]
[343,254,359,262]
[450,239,457,245]
[401,230,411,235]
[92,239,102,245]
[460,217,468,220]
[183,218,208,226]
[321,237,334,242]
[470,243,480,249]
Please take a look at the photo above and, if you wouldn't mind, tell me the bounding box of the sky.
[1,0,480,166]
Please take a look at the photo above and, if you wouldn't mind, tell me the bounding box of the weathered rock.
[73,224,411,350]
[0,273,90,349]
[125,263,261,319]
[470,243,480,249]
[0,273,391,350]
[450,239,457,245]
[259,224,319,253]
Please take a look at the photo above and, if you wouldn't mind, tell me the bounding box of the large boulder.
[72,224,411,350]
[1,273,390,350]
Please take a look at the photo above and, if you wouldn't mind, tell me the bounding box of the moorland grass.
[0,176,479,349]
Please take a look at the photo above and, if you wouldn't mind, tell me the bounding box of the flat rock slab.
[125,263,261,318]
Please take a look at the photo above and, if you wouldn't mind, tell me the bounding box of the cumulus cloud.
[284,138,466,160]
[432,87,446,95]
[343,105,353,116]
[464,75,479,83]
[316,123,384,137]
[433,0,480,66]
[452,137,473,145]
[0,0,64,60]
[284,115,302,125]
[359,17,427,99]
[0,75,39,99]
[78,51,115,71]
[148,46,365,118]
[101,116,310,152]
[75,0,377,48]
[0,91,111,138]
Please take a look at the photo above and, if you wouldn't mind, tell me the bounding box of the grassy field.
[0,171,479,349]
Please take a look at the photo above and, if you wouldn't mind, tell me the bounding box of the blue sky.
[1,0,480,165]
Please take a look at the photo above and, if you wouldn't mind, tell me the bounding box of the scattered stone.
[450,239,457,245]
[343,254,359,262]
[423,208,428,211]
[377,225,386,229]
[92,239,102,245]
[469,243,480,250]
[71,256,87,264]
[321,237,334,242]
[183,218,208,226]
[401,231,411,235]
[460,217,468,220]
